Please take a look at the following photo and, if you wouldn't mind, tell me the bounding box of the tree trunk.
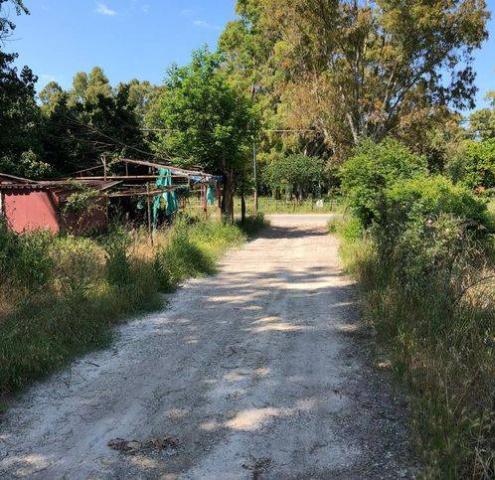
[221,170,235,224]
[241,193,246,224]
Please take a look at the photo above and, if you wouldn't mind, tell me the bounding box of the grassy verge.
[330,214,495,479]
[0,214,265,396]
[235,195,343,214]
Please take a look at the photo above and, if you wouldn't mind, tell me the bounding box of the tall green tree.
[0,1,50,178]
[40,69,148,174]
[263,154,327,200]
[121,79,162,123]
[470,92,495,140]
[149,49,256,221]
[221,0,489,160]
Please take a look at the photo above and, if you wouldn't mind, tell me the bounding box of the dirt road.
[0,215,416,479]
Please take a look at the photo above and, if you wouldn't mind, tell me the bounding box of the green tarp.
[207,185,216,206]
[153,168,178,228]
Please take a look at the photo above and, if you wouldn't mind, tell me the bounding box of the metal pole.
[253,138,258,215]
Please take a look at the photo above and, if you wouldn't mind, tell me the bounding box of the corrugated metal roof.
[0,184,51,193]
[0,176,123,194]
[0,173,32,183]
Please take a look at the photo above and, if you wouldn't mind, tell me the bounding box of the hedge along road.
[0,215,417,480]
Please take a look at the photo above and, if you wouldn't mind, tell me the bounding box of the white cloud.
[181,9,195,17]
[193,20,220,31]
[142,4,150,14]
[96,3,117,16]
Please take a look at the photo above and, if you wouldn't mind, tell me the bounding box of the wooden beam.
[74,175,190,181]
[116,158,213,178]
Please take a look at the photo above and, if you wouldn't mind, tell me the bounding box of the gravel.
[0,214,418,479]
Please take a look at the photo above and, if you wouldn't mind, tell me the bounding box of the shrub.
[384,176,488,225]
[237,214,267,237]
[153,219,222,292]
[340,138,428,226]
[0,221,53,291]
[335,211,495,478]
[374,176,490,260]
[50,236,104,297]
[103,227,132,287]
[447,139,495,192]
[263,154,327,199]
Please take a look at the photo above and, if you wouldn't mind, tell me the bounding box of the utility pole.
[251,81,259,216]
[253,137,258,215]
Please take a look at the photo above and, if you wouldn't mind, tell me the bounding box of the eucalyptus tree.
[221,0,489,159]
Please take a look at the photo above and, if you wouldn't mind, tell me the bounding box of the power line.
[141,127,318,133]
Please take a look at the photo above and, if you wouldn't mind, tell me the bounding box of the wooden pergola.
[72,158,221,234]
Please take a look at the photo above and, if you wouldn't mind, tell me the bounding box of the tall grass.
[0,214,263,395]
[331,214,495,479]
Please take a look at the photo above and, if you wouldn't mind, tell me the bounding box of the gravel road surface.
[0,214,416,479]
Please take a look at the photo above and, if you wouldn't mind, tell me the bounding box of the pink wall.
[3,191,60,234]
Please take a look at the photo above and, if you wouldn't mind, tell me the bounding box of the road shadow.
[1,220,417,480]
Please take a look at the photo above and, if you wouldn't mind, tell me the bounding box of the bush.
[335,211,495,478]
[374,176,490,260]
[153,218,246,292]
[447,139,495,192]
[336,138,495,477]
[340,138,428,226]
[263,153,327,199]
[50,236,103,297]
[154,223,214,292]
[0,216,255,394]
[0,221,53,291]
[237,213,267,237]
[103,227,132,287]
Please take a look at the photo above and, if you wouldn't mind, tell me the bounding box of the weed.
[0,217,256,396]
[334,213,495,479]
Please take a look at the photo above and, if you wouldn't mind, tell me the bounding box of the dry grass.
[331,214,495,480]
[0,214,264,395]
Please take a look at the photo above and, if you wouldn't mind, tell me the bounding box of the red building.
[0,174,117,234]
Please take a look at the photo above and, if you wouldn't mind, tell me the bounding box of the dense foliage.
[470,91,495,140]
[39,69,151,175]
[221,0,489,161]
[148,49,256,219]
[448,139,495,192]
[340,139,428,226]
[0,1,48,177]
[336,137,495,479]
[263,154,326,199]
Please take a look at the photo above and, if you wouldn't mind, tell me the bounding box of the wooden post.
[202,185,208,218]
[102,155,108,181]
[146,183,153,246]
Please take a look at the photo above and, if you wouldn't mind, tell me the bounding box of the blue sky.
[8,0,495,110]
[10,0,236,89]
